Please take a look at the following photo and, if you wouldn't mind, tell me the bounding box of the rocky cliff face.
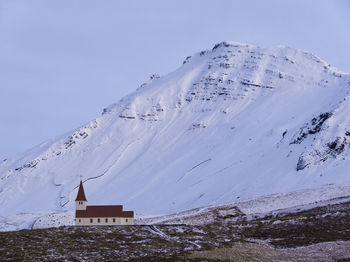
[1,41,350,219]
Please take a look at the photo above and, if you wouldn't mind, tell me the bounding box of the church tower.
[75,180,87,211]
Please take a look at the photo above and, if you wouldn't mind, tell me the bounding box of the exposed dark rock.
[14,159,40,171]
[291,112,332,144]
[282,130,287,138]
[327,137,347,156]
[296,156,309,171]
[212,41,230,50]
[150,73,160,80]
[119,115,136,119]
[296,136,348,171]
[189,123,206,130]
[241,80,275,89]
[64,137,76,149]
[183,56,192,64]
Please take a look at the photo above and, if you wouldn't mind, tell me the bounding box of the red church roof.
[76,205,134,218]
[75,180,87,201]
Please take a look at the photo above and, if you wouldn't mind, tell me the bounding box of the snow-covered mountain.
[1,41,350,226]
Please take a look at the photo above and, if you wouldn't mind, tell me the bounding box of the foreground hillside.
[1,41,350,231]
[1,199,350,261]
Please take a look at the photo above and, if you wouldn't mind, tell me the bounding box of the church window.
[90,219,93,223]
[98,218,100,223]
[126,219,128,222]
[113,218,116,223]
[105,218,108,222]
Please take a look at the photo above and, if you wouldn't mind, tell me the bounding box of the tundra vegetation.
[1,201,350,261]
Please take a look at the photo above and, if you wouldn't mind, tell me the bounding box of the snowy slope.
[1,42,350,229]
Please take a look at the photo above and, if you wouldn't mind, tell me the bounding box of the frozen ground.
[32,211,74,229]
[136,183,350,225]
[8,183,347,231]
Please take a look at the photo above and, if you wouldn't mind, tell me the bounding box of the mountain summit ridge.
[1,42,350,222]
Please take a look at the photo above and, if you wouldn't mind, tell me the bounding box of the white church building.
[75,181,134,226]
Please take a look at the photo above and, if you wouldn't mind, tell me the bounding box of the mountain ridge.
[1,41,350,226]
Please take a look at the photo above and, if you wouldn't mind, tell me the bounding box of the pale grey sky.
[1,0,349,160]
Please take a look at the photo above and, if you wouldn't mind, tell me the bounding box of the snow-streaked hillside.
[1,41,350,230]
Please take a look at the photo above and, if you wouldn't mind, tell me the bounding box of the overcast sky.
[0,0,349,160]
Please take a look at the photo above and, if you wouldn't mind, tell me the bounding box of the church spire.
[75,180,87,201]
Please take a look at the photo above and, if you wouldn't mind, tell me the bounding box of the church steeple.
[75,180,87,211]
[76,180,87,201]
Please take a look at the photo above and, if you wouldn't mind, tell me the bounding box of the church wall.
[75,217,134,226]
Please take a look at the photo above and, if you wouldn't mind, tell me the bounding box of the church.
[75,180,134,226]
